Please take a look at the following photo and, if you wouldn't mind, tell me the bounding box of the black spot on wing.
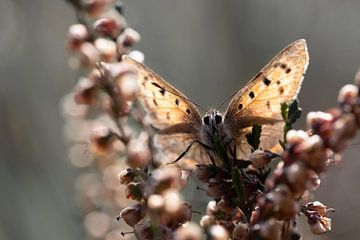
[159,88,165,96]
[153,99,158,106]
[249,91,255,99]
[175,99,179,106]
[186,109,191,115]
[263,78,271,86]
[151,82,166,96]
[238,104,243,110]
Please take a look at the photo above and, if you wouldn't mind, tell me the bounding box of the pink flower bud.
[286,130,309,145]
[328,113,357,152]
[338,84,358,107]
[126,133,151,168]
[199,215,215,227]
[83,0,113,17]
[74,77,98,105]
[94,38,117,62]
[209,225,229,240]
[67,24,89,51]
[78,42,100,67]
[94,17,122,38]
[117,28,141,54]
[206,200,218,216]
[174,222,203,240]
[89,125,114,155]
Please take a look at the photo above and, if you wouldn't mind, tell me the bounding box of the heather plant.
[62,1,360,239]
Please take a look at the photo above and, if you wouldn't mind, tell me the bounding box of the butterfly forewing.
[224,39,309,157]
[122,56,206,166]
[123,56,202,130]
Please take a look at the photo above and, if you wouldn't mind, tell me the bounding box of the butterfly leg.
[168,140,213,164]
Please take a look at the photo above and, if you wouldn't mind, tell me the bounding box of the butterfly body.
[123,39,309,168]
[199,110,226,163]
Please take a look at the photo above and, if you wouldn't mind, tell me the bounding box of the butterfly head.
[203,109,223,136]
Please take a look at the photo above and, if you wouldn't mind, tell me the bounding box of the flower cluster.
[63,1,360,240]
[248,78,360,239]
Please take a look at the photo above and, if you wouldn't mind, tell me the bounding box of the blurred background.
[1,0,360,239]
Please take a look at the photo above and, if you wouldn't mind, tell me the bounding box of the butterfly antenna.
[216,90,238,110]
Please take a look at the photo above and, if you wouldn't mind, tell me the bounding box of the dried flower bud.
[200,215,216,227]
[174,203,192,224]
[232,222,249,240]
[67,24,89,51]
[174,222,203,240]
[125,182,143,201]
[216,199,233,215]
[134,223,153,240]
[195,164,213,182]
[305,201,333,217]
[309,216,332,234]
[126,133,151,168]
[94,38,117,62]
[285,162,311,196]
[267,184,298,220]
[79,42,100,67]
[206,182,226,198]
[298,135,327,172]
[208,225,229,240]
[147,194,165,210]
[338,84,358,108]
[250,150,278,169]
[118,168,136,185]
[94,17,122,38]
[119,204,146,226]
[74,77,98,105]
[254,219,282,240]
[89,125,115,155]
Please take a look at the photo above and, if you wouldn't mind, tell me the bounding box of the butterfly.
[122,39,309,168]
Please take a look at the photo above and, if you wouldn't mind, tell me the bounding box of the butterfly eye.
[215,115,222,124]
[203,116,210,125]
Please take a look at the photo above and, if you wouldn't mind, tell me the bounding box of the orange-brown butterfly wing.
[122,56,209,166]
[224,39,309,158]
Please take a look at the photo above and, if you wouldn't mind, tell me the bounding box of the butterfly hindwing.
[224,39,309,157]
